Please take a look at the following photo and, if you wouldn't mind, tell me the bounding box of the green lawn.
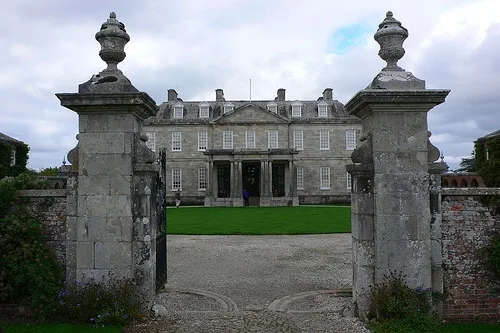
[0,323,121,333]
[166,206,351,234]
[440,323,500,333]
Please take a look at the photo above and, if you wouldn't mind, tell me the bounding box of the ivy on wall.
[0,142,29,180]
[475,136,500,187]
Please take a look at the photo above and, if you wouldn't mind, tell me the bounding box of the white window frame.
[293,130,303,150]
[296,167,304,190]
[172,168,182,190]
[173,103,184,118]
[347,172,352,190]
[291,101,303,117]
[320,167,330,190]
[268,130,278,149]
[199,104,210,118]
[172,131,182,151]
[223,131,233,149]
[267,102,278,113]
[10,147,16,166]
[346,129,356,150]
[320,130,330,150]
[246,131,256,149]
[145,132,156,152]
[318,101,328,117]
[198,168,207,190]
[198,131,207,151]
[223,102,234,114]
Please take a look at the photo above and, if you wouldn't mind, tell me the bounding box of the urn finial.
[95,12,130,71]
[374,11,408,71]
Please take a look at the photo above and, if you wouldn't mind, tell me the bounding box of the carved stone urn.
[95,12,130,71]
[374,11,408,71]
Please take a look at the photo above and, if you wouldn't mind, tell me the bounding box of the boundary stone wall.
[16,189,68,271]
[441,188,500,321]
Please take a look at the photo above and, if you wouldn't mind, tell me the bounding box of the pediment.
[213,103,289,124]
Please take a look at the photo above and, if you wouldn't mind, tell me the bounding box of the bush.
[0,172,62,317]
[53,275,143,326]
[483,233,500,286]
[368,271,441,333]
[0,207,62,315]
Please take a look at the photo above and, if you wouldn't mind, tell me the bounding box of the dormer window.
[291,101,303,117]
[173,103,184,118]
[267,102,278,113]
[223,102,234,114]
[199,102,210,118]
[317,101,328,117]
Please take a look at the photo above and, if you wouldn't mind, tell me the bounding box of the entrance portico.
[204,149,299,207]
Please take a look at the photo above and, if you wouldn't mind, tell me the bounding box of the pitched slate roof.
[477,129,500,141]
[0,132,25,145]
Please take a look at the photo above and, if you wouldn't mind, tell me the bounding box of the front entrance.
[242,163,260,202]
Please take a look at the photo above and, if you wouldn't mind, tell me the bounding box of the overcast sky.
[1,0,499,171]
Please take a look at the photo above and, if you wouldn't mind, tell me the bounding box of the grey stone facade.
[144,88,361,206]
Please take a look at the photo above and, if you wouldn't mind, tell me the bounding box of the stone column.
[205,160,213,206]
[346,11,449,319]
[57,13,159,308]
[233,160,243,206]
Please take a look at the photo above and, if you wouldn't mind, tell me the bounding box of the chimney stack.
[216,89,224,102]
[167,89,178,102]
[323,88,333,101]
[277,88,286,101]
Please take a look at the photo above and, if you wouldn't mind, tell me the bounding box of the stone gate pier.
[56,13,163,308]
[346,11,450,318]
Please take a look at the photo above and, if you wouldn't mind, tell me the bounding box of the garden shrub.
[54,275,142,326]
[0,207,62,315]
[483,233,500,287]
[0,172,62,317]
[368,271,441,333]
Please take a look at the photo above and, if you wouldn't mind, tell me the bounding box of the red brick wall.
[441,189,500,321]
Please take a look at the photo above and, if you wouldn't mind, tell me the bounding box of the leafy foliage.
[53,275,143,327]
[368,271,441,333]
[0,173,62,317]
[455,153,476,173]
[0,142,29,180]
[37,167,60,176]
[0,207,62,315]
[475,136,500,187]
[482,233,500,286]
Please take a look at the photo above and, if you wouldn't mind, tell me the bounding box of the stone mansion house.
[143,88,361,206]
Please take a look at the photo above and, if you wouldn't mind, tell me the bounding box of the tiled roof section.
[0,132,25,145]
[477,129,500,141]
[148,98,354,123]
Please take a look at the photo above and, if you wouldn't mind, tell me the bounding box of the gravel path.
[124,234,371,332]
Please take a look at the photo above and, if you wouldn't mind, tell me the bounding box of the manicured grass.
[166,206,351,234]
[440,322,500,333]
[0,322,121,333]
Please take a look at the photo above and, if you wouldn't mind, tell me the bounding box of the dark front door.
[242,163,260,197]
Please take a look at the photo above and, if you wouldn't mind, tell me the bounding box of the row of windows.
[146,130,357,152]
[171,101,330,118]
[170,167,352,191]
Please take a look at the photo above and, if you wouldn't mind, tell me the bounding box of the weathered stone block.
[80,114,109,133]
[79,133,126,154]
[79,195,132,217]
[80,153,133,176]
[107,114,140,133]
[76,241,94,269]
[94,242,132,269]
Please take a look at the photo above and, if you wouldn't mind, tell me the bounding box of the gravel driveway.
[124,234,371,332]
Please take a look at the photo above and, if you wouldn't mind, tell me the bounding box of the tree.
[454,153,476,173]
